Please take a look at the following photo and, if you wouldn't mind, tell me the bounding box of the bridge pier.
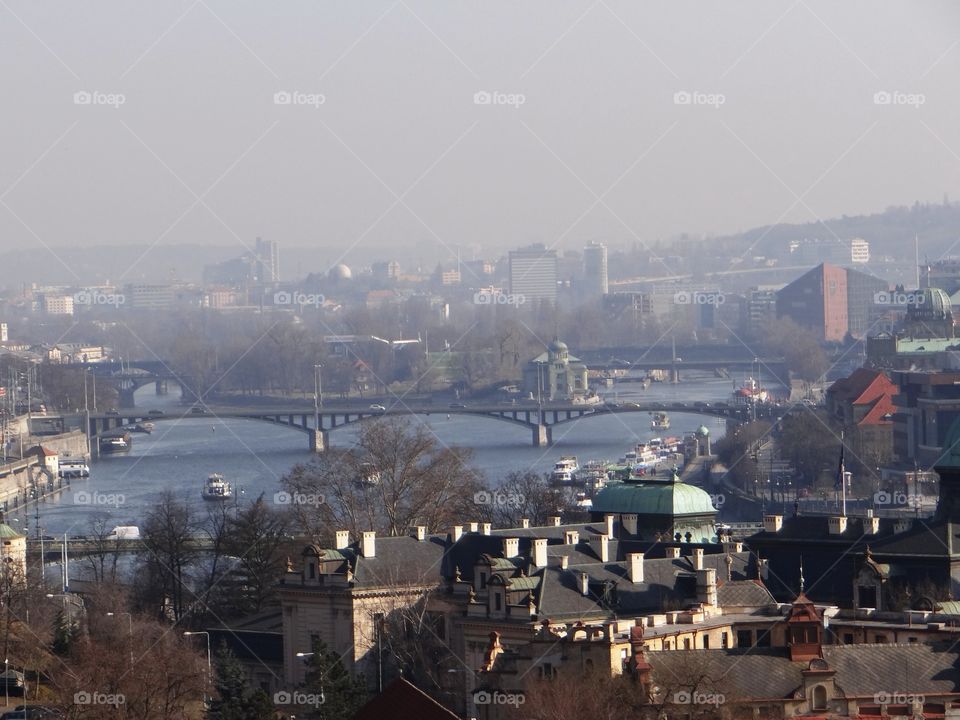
[309,429,329,454]
[670,367,680,384]
[532,424,552,448]
[155,380,168,395]
[118,388,136,408]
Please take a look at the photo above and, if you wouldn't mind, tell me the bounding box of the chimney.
[594,534,609,563]
[627,552,644,584]
[763,514,783,533]
[722,540,744,554]
[450,525,463,542]
[503,537,519,559]
[469,522,479,533]
[564,530,580,545]
[335,530,350,550]
[622,513,638,536]
[579,572,590,596]
[361,531,376,559]
[828,516,848,535]
[696,568,718,606]
[865,516,880,535]
[666,547,680,559]
[560,555,569,569]
[481,522,492,536]
[521,518,530,529]
[604,514,616,539]
[692,548,704,571]
[548,516,561,527]
[415,526,427,541]
[533,538,548,568]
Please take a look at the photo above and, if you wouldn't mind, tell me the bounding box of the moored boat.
[550,455,580,484]
[99,432,132,455]
[650,412,671,430]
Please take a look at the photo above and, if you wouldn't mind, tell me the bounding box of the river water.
[29,371,780,537]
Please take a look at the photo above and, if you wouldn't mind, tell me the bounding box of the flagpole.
[840,431,846,517]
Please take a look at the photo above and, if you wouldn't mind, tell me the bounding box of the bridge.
[74,400,788,453]
[61,360,187,408]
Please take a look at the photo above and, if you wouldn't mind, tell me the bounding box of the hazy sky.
[2,1,959,278]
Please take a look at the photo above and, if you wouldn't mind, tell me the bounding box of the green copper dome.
[0,524,23,539]
[696,425,710,437]
[591,479,718,516]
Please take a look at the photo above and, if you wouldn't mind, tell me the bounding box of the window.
[756,630,771,648]
[665,640,672,650]
[494,592,502,611]
[703,636,710,649]
[737,630,752,647]
[309,633,319,649]
[721,632,728,649]
[683,639,691,650]
[843,633,854,645]
[812,685,827,710]
[308,562,316,580]
[874,634,887,644]
[480,572,487,589]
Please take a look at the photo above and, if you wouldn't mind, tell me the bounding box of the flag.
[834,440,845,490]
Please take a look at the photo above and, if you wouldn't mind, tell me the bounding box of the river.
[27,371,782,537]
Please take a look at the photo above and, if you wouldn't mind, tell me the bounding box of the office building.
[508,244,558,304]
[255,236,279,283]
[582,241,608,298]
[0,323,6,343]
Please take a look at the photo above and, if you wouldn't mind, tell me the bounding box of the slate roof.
[351,677,459,720]
[647,643,960,701]
[315,536,446,588]
[208,608,283,664]
[716,580,776,608]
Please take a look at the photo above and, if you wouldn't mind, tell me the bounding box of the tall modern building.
[582,241,608,298]
[508,243,558,304]
[255,236,280,283]
[776,263,887,341]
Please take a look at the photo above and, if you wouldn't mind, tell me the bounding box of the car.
[190,406,207,414]
[368,404,386,411]
[105,409,119,416]
[449,403,466,408]
[147,409,164,416]
[622,402,641,409]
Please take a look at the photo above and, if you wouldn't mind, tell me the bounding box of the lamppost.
[184,631,211,706]
[107,612,134,668]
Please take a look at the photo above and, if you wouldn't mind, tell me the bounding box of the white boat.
[59,460,90,478]
[202,473,233,501]
[550,456,580,484]
[630,442,661,476]
[650,412,671,431]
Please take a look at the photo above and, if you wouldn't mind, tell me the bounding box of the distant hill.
[719,200,960,262]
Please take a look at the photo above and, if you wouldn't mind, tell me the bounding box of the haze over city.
[6,4,960,719]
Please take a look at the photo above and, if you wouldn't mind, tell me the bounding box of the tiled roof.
[716,580,775,608]
[351,536,446,587]
[647,643,960,701]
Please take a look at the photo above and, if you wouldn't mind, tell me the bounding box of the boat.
[202,473,233,501]
[650,412,671,431]
[59,459,90,478]
[629,442,661,477]
[550,456,580,484]
[99,432,131,455]
[733,377,769,405]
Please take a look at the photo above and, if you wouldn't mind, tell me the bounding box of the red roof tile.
[351,678,459,720]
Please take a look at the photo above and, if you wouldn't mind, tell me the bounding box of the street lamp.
[184,631,212,706]
[107,612,134,668]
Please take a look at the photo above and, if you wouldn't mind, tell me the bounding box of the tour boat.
[59,460,90,478]
[550,456,580,484]
[650,412,671,431]
[201,473,234,501]
[99,433,131,454]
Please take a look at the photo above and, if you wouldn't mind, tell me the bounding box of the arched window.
[812,685,827,710]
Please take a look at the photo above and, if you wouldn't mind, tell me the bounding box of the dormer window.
[479,571,487,589]
[308,562,316,580]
